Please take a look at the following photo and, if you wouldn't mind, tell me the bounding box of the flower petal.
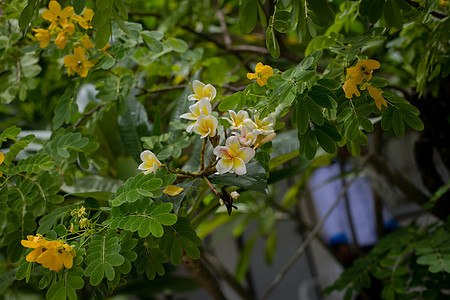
[235,147,255,163]
[192,80,205,95]
[213,146,229,159]
[231,157,247,175]
[216,158,233,174]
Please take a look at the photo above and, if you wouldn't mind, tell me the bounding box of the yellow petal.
[61,6,74,18]
[257,77,268,86]
[254,62,264,73]
[361,59,380,70]
[0,152,4,164]
[260,65,274,77]
[48,1,62,14]
[163,185,184,196]
[84,8,94,20]
[247,72,257,80]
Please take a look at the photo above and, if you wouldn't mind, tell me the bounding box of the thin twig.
[73,103,106,129]
[213,0,232,49]
[136,84,187,97]
[403,0,447,19]
[200,138,207,171]
[261,158,369,300]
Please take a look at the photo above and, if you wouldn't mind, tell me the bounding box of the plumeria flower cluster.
[21,235,76,272]
[32,1,105,78]
[178,80,276,175]
[342,59,387,110]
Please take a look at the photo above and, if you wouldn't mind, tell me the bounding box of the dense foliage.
[0,0,449,299]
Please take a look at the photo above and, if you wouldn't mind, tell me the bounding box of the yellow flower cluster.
[21,235,76,272]
[247,62,274,86]
[342,59,387,110]
[32,1,100,78]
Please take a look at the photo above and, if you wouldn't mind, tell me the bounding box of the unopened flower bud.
[230,191,240,199]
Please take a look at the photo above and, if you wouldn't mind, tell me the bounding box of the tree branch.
[403,0,447,19]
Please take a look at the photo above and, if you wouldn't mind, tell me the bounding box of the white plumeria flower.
[256,132,276,146]
[180,98,212,132]
[192,115,218,138]
[213,136,255,175]
[223,110,249,130]
[188,80,217,101]
[232,125,258,146]
[138,150,162,174]
[244,114,275,135]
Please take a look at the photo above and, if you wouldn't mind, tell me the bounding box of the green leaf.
[208,162,268,194]
[46,281,65,300]
[401,110,424,131]
[304,130,317,160]
[266,26,280,59]
[113,0,128,20]
[239,0,258,34]
[138,218,151,237]
[94,20,112,49]
[142,33,163,53]
[0,126,21,148]
[308,85,337,109]
[150,219,164,238]
[73,0,87,14]
[360,0,386,24]
[218,92,241,112]
[111,9,130,34]
[359,117,374,132]
[383,0,403,29]
[308,0,334,26]
[304,96,324,125]
[392,109,405,137]
[315,128,336,154]
[19,0,37,30]
[167,38,188,53]
[381,106,394,130]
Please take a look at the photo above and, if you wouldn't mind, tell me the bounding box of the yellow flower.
[21,235,75,272]
[366,85,387,110]
[138,150,162,174]
[342,77,361,99]
[54,22,75,49]
[63,47,97,77]
[72,8,94,29]
[81,35,94,49]
[213,136,255,175]
[247,62,274,86]
[188,80,217,101]
[163,185,184,196]
[36,242,75,272]
[179,98,212,132]
[346,59,380,84]
[192,115,218,138]
[0,152,4,177]
[32,28,51,48]
[42,1,74,29]
[243,114,275,135]
[223,110,249,130]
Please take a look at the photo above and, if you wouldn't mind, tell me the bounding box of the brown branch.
[182,254,227,300]
[403,0,447,19]
[136,84,187,97]
[73,103,106,129]
[202,250,254,300]
[213,0,232,49]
